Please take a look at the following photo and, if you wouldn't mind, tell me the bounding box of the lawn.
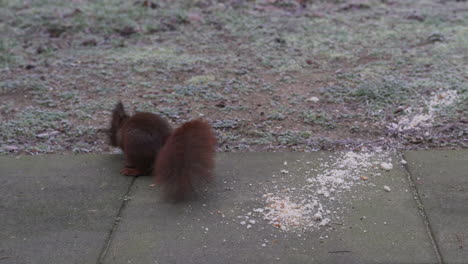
[0,0,466,155]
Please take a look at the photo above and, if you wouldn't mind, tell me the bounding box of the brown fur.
[109,101,172,176]
[154,119,217,201]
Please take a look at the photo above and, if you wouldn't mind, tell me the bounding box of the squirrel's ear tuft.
[109,101,128,146]
[113,101,126,117]
[114,101,126,119]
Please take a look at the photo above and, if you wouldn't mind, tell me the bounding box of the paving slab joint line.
[401,151,445,264]
[96,176,137,264]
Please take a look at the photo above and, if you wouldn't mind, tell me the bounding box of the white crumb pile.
[309,151,380,197]
[390,90,459,132]
[380,162,393,170]
[240,149,394,232]
[261,194,329,231]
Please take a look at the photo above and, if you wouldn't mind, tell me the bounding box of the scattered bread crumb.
[380,162,393,170]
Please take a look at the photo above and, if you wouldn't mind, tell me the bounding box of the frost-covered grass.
[1,0,466,155]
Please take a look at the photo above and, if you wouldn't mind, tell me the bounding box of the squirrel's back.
[121,112,172,175]
[109,101,172,176]
[120,112,172,150]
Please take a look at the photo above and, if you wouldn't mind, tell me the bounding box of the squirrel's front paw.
[120,167,143,176]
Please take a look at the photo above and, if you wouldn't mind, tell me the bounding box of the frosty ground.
[1,0,466,155]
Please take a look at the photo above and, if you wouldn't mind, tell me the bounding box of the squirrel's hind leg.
[120,153,145,176]
[120,167,144,176]
[120,130,160,177]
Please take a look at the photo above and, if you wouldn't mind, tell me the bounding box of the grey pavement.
[404,150,468,264]
[0,150,466,264]
[0,155,131,264]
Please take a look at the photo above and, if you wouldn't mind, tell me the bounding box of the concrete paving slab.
[0,154,131,264]
[103,152,437,264]
[405,150,468,264]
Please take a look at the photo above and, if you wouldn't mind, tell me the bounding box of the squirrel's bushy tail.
[154,119,216,201]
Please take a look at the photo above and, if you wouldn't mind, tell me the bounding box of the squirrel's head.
[109,101,128,147]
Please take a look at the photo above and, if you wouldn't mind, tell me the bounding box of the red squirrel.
[109,101,216,200]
